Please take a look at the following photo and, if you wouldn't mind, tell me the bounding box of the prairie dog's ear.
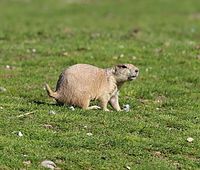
[116,64,128,69]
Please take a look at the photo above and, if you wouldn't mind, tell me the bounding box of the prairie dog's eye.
[117,64,127,69]
[121,65,127,68]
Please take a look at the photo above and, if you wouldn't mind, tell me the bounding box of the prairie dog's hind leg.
[82,98,101,110]
[80,98,90,110]
[80,95,101,110]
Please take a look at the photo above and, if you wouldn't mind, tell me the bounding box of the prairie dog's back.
[56,64,109,102]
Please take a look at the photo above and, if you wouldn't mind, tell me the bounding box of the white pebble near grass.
[126,165,131,170]
[63,52,68,56]
[187,137,194,143]
[18,131,23,137]
[6,65,11,69]
[49,110,56,115]
[86,132,93,136]
[123,104,130,112]
[41,160,56,170]
[0,87,7,92]
[120,53,124,58]
[32,48,36,53]
[23,160,31,166]
[156,107,160,111]
[12,131,23,137]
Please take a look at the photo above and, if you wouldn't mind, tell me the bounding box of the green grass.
[0,0,200,169]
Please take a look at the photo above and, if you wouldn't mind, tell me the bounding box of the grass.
[0,0,200,169]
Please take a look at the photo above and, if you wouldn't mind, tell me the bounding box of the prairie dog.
[45,64,139,111]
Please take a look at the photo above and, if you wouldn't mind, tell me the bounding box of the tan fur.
[46,64,139,111]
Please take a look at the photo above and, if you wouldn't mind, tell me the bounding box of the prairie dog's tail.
[45,83,58,99]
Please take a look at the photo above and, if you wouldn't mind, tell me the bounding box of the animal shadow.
[32,100,64,107]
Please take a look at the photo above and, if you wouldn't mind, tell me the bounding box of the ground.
[0,0,200,169]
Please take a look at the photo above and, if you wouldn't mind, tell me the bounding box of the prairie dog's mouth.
[128,75,137,80]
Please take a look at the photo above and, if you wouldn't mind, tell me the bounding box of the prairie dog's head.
[113,64,139,83]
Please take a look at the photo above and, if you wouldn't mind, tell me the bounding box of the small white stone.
[126,165,131,170]
[132,56,137,60]
[32,49,36,53]
[63,52,68,56]
[120,54,124,58]
[49,110,56,115]
[154,151,161,157]
[18,131,23,137]
[6,65,11,69]
[43,124,53,129]
[23,160,31,165]
[86,132,93,136]
[123,104,130,112]
[41,160,56,170]
[0,87,7,92]
[84,125,88,129]
[0,106,3,109]
[187,137,194,143]
[69,106,75,111]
